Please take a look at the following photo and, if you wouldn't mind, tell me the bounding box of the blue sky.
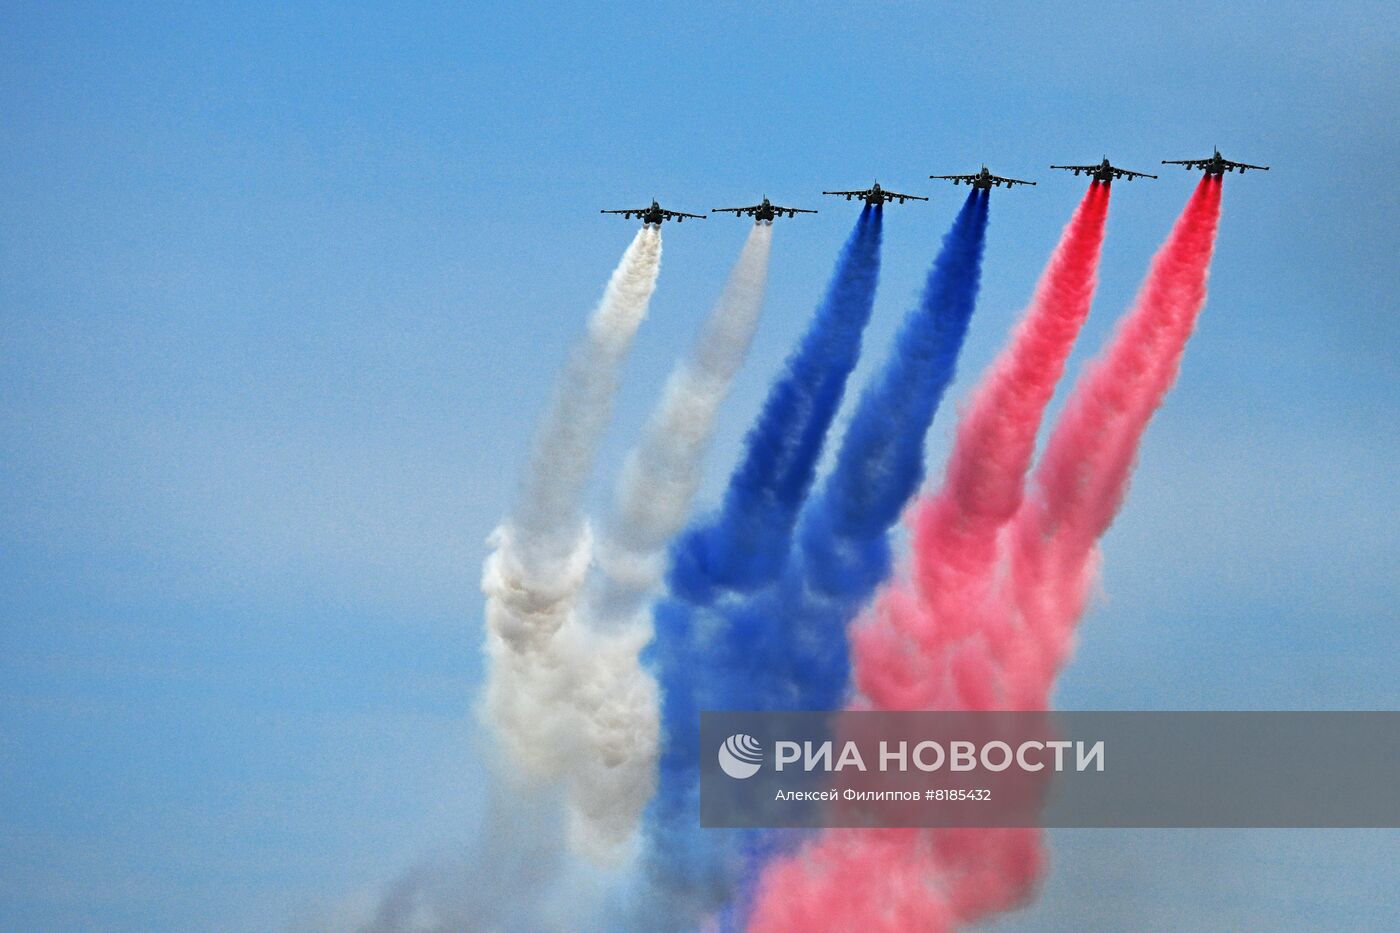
[2,2,1397,929]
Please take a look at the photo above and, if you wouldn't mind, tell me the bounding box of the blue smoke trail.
[767,186,989,706]
[720,187,990,927]
[641,191,991,927]
[641,207,884,918]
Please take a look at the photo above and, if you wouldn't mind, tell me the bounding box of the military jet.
[1050,157,1157,183]
[1162,148,1269,175]
[600,200,706,225]
[822,181,928,206]
[931,166,1036,189]
[712,197,817,222]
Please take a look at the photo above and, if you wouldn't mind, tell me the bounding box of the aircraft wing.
[1223,158,1269,172]
[1161,158,1207,168]
[712,205,760,214]
[1050,164,1099,172]
[931,174,979,184]
[771,205,817,214]
[662,209,707,220]
[822,189,870,196]
[1116,167,1158,180]
[883,190,929,201]
[600,208,648,215]
[991,174,1036,187]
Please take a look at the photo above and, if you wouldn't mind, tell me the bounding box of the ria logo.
[718,733,763,779]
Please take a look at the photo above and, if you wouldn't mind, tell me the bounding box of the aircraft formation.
[602,148,1267,224]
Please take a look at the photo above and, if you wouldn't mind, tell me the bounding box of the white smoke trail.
[356,226,770,928]
[482,226,662,777]
[563,223,774,858]
[482,223,771,864]
[592,222,774,625]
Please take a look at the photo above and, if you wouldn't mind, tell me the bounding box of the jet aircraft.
[1162,148,1270,175]
[931,166,1036,189]
[600,200,706,225]
[821,182,928,206]
[711,197,817,222]
[1050,157,1157,183]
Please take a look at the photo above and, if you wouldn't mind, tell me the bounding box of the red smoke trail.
[747,177,1223,932]
[851,182,1111,715]
[1005,174,1223,709]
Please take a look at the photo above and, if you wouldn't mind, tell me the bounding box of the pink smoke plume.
[1006,175,1222,710]
[747,177,1223,933]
